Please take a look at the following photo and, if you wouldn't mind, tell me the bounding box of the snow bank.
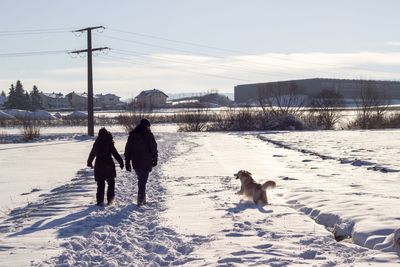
[3,109,55,120]
[4,109,33,119]
[32,110,55,120]
[63,111,88,119]
[161,133,396,265]
[0,110,16,120]
[258,130,400,255]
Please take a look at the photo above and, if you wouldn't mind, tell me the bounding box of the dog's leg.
[263,192,268,205]
[236,185,244,195]
[253,194,259,205]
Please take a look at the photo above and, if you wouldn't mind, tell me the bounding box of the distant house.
[40,92,70,110]
[0,96,6,109]
[66,92,88,110]
[134,89,168,109]
[95,93,123,109]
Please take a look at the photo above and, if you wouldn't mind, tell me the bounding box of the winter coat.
[124,128,158,172]
[88,139,123,181]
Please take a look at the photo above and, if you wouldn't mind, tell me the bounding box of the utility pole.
[70,26,109,136]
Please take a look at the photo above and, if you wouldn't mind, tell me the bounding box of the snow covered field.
[0,128,399,266]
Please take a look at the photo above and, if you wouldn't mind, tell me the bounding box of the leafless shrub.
[116,110,157,133]
[310,89,344,129]
[382,112,400,128]
[177,109,209,132]
[348,112,400,129]
[350,80,392,129]
[0,131,9,143]
[206,107,305,131]
[265,114,305,130]
[21,119,41,140]
[257,81,309,118]
[207,108,263,131]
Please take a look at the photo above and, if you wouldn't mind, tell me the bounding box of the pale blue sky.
[1,0,399,98]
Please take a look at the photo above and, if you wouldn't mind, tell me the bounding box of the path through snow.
[0,131,399,266]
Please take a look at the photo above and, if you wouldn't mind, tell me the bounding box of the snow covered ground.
[0,128,399,266]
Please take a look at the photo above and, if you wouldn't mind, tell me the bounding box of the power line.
[0,50,67,57]
[108,28,242,54]
[96,33,395,77]
[109,48,376,80]
[97,34,334,75]
[110,49,304,79]
[0,27,76,33]
[100,54,255,83]
[0,27,76,36]
[106,28,400,75]
[106,28,354,69]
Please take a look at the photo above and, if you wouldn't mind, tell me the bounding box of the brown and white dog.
[234,170,276,205]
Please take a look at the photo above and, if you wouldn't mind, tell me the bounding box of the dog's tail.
[261,181,276,191]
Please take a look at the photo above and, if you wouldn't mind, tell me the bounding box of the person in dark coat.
[124,118,158,205]
[87,128,124,206]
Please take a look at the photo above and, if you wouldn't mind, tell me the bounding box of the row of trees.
[257,80,393,130]
[2,80,43,111]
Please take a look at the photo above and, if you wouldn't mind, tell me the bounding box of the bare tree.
[177,109,209,132]
[310,89,344,129]
[354,80,391,129]
[257,81,308,117]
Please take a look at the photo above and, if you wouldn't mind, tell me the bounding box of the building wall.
[40,94,70,109]
[67,93,87,109]
[235,78,400,103]
[136,93,167,109]
[95,94,121,108]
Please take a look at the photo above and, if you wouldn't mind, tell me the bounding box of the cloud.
[384,41,400,46]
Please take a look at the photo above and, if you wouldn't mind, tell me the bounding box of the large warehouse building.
[234,78,400,104]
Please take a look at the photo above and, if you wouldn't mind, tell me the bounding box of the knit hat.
[140,118,151,127]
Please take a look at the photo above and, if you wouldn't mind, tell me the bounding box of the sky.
[0,0,400,99]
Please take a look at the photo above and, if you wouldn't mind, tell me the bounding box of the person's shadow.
[8,203,140,238]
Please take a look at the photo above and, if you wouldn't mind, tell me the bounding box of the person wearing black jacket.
[87,128,124,206]
[124,118,158,205]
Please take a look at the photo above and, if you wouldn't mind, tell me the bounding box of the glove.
[152,160,158,167]
[125,160,132,172]
[119,162,124,170]
[87,161,93,168]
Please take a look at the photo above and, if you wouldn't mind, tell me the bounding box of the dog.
[234,170,276,205]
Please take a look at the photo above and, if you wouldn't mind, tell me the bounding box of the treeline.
[2,80,43,111]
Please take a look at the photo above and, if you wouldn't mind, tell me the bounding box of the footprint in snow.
[21,188,42,195]
[299,250,317,259]
[253,243,273,250]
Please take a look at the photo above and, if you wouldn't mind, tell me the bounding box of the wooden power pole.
[70,26,109,136]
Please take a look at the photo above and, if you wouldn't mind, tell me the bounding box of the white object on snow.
[4,109,33,119]
[32,110,55,120]
[64,111,88,119]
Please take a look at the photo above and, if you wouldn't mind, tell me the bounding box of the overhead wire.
[99,53,255,83]
[0,27,77,36]
[96,33,394,79]
[0,26,397,81]
[107,28,387,71]
[0,50,68,57]
[105,28,399,77]
[110,49,316,80]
